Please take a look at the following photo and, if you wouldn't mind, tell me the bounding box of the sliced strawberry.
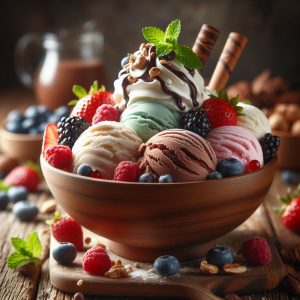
[42,123,58,156]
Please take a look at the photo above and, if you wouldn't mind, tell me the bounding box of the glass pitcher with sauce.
[15,28,107,109]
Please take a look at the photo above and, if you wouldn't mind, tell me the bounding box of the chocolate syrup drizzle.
[120,46,199,111]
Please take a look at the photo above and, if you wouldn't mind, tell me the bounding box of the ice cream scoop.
[113,44,206,112]
[207,126,263,167]
[72,121,142,179]
[139,129,217,182]
[237,102,271,139]
[120,99,182,142]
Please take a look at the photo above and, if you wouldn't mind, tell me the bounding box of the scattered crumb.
[84,237,91,245]
[76,279,84,286]
[40,199,57,214]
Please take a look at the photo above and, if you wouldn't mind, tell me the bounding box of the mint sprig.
[7,232,42,269]
[142,19,202,69]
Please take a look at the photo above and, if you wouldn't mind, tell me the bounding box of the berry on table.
[44,145,73,169]
[7,186,28,203]
[246,160,261,173]
[13,200,39,222]
[77,164,93,177]
[82,246,111,276]
[216,158,244,177]
[57,116,90,149]
[207,171,223,180]
[206,246,234,267]
[154,255,180,277]
[51,216,83,251]
[281,196,300,233]
[259,133,280,163]
[0,191,9,210]
[139,172,154,183]
[114,161,140,182]
[52,242,77,265]
[241,237,271,266]
[92,104,120,124]
[158,174,173,183]
[181,109,211,138]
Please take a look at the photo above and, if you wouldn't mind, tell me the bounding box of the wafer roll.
[192,24,220,69]
[208,32,248,90]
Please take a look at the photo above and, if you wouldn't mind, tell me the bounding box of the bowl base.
[107,239,216,262]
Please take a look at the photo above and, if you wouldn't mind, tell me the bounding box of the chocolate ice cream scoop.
[139,129,217,182]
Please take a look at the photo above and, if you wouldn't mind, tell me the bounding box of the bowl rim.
[40,155,277,187]
[0,128,43,141]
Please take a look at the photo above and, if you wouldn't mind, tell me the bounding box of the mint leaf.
[0,180,10,192]
[217,90,229,101]
[142,27,165,45]
[68,100,78,106]
[88,80,98,94]
[72,85,87,99]
[7,253,32,269]
[11,237,27,251]
[175,45,202,69]
[26,232,42,258]
[165,19,181,42]
[156,43,173,57]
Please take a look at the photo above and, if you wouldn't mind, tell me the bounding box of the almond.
[223,263,247,274]
[200,260,219,275]
[149,67,160,77]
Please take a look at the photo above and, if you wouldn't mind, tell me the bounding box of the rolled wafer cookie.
[192,24,220,69]
[208,32,248,90]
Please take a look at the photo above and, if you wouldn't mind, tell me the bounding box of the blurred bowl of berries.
[0,105,69,162]
[41,153,277,262]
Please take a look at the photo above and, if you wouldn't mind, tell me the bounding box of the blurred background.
[0,0,300,93]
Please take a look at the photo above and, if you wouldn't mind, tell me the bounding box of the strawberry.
[277,185,300,234]
[50,214,83,250]
[202,90,243,129]
[42,123,58,156]
[70,81,113,123]
[4,164,40,192]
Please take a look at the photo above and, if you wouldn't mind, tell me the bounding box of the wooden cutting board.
[49,226,286,300]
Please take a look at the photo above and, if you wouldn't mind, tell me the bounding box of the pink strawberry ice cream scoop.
[139,129,217,182]
[207,126,263,167]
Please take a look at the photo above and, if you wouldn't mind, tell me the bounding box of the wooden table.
[0,89,299,300]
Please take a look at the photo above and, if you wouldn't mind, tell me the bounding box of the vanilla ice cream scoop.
[72,121,142,179]
[237,102,271,139]
[113,44,206,112]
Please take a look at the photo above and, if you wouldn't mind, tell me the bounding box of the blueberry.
[154,255,180,277]
[52,242,77,265]
[77,164,93,177]
[54,106,70,119]
[158,174,173,183]
[216,158,244,177]
[207,171,223,180]
[7,186,28,203]
[13,200,39,221]
[281,171,300,185]
[6,110,24,124]
[0,191,9,210]
[206,246,234,267]
[139,173,154,183]
[5,121,25,133]
[21,118,36,133]
[121,56,129,68]
[24,105,39,119]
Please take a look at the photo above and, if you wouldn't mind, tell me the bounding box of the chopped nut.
[105,267,129,279]
[134,262,141,268]
[139,43,146,53]
[113,259,123,268]
[128,75,137,83]
[142,47,148,57]
[159,59,172,66]
[40,199,57,214]
[124,264,133,273]
[133,55,147,69]
[84,237,91,245]
[76,279,84,286]
[128,54,135,63]
[200,260,219,275]
[223,263,247,274]
[149,67,161,78]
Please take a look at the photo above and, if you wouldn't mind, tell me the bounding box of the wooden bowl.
[274,131,300,171]
[0,129,43,162]
[41,156,277,262]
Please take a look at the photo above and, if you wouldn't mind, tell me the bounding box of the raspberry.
[92,104,120,125]
[241,237,271,266]
[45,145,73,169]
[51,217,83,250]
[83,246,111,276]
[113,161,140,182]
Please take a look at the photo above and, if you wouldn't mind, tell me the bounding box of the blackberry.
[57,116,90,149]
[259,133,280,163]
[181,109,211,138]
